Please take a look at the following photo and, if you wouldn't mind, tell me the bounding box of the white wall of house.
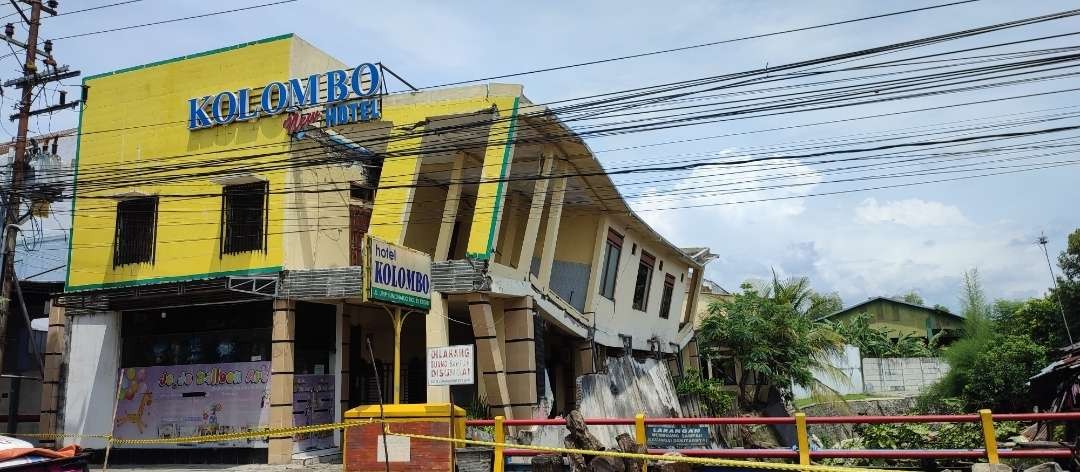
[588,219,692,353]
[62,312,121,448]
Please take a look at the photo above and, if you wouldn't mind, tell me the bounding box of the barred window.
[113,197,158,266]
[222,181,268,254]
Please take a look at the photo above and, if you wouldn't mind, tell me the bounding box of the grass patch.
[794,393,883,409]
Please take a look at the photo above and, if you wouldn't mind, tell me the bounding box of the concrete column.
[427,153,462,405]
[62,311,120,449]
[582,216,610,313]
[537,172,566,286]
[434,153,465,262]
[465,104,521,260]
[516,156,555,275]
[268,299,296,464]
[683,338,701,372]
[426,294,451,403]
[503,297,537,419]
[573,341,597,378]
[37,301,65,448]
[683,268,704,326]
[466,293,512,419]
[369,128,426,245]
[337,305,351,447]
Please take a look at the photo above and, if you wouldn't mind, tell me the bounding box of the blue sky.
[4,0,1078,310]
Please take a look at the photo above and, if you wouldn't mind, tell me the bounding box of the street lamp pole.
[1039,233,1074,346]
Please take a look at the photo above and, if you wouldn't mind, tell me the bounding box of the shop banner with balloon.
[114,362,271,448]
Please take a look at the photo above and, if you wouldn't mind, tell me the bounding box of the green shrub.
[959,334,1048,411]
[676,369,735,415]
[464,393,490,420]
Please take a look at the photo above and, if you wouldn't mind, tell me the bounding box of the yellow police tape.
[386,428,896,472]
[12,419,375,445]
[13,420,894,472]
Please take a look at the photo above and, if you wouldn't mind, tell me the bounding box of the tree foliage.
[937,269,995,400]
[961,334,1048,411]
[830,313,935,358]
[930,269,1049,412]
[697,276,845,406]
[1048,227,1080,347]
[896,291,925,306]
[994,296,1070,349]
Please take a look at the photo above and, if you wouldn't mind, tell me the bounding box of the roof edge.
[818,296,963,321]
[84,33,295,82]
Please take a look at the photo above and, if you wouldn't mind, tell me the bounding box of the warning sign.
[426,345,474,386]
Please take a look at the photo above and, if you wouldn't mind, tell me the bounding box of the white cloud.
[630,157,824,234]
[855,198,970,227]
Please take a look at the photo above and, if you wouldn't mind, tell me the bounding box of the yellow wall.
[553,210,598,265]
[828,299,964,338]
[66,34,527,290]
[67,35,296,290]
[693,291,732,328]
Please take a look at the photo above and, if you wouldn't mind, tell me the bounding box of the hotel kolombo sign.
[187,63,382,131]
[365,236,432,310]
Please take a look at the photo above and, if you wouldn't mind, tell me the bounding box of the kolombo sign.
[365,236,432,310]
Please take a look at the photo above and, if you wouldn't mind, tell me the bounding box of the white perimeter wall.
[791,346,951,400]
[862,357,949,395]
[792,344,863,399]
[63,312,120,448]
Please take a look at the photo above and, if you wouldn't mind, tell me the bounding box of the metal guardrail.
[465,411,1080,471]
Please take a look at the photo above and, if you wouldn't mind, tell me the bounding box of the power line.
[51,0,149,18]
[417,0,981,89]
[48,0,297,41]
[51,157,1080,251]
[57,47,1080,192]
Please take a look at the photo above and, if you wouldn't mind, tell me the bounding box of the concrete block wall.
[862,357,949,395]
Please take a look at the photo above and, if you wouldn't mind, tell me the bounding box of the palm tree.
[698,272,849,408]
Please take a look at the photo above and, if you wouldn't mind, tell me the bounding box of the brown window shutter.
[350,205,372,265]
[607,228,624,248]
[641,250,656,267]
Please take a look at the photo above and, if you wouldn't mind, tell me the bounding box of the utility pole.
[0,0,78,369]
[1038,233,1074,346]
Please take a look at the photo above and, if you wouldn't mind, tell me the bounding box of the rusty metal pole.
[0,0,44,370]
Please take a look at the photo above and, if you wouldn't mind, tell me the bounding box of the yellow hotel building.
[48,35,714,463]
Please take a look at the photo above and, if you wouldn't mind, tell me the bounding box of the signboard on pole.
[365,235,432,310]
[645,425,710,449]
[427,345,474,386]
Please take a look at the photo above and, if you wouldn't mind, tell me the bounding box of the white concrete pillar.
[467,294,512,419]
[516,155,555,275]
[503,297,537,420]
[268,299,296,464]
[62,311,120,449]
[537,172,566,286]
[426,294,452,403]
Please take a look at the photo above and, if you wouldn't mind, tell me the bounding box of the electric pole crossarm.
[0,35,26,49]
[8,99,78,120]
[3,66,76,88]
